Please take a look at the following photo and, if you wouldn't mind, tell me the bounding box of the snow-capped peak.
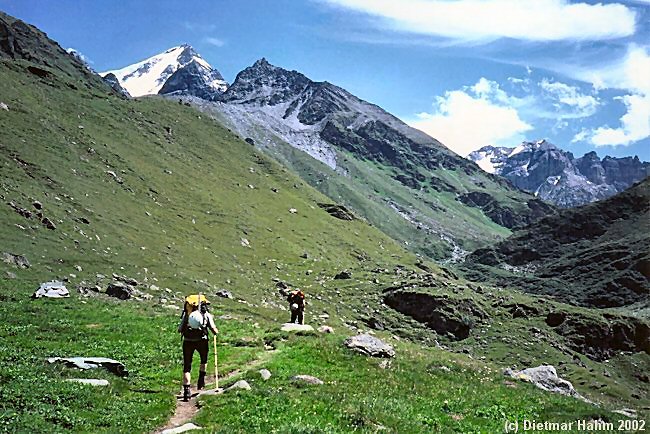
[100,44,226,97]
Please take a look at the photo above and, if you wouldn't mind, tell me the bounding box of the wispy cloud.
[203,37,226,47]
[320,0,637,43]
[539,78,599,117]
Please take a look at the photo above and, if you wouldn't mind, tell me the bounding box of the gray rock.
[106,282,132,300]
[0,102,8,111]
[334,270,352,280]
[318,325,334,334]
[227,380,251,391]
[259,369,272,381]
[5,271,16,279]
[112,274,139,286]
[160,423,202,434]
[291,375,323,386]
[41,217,56,230]
[504,365,582,399]
[215,289,233,299]
[280,323,314,332]
[344,334,395,358]
[48,357,128,377]
[66,378,109,386]
[2,252,30,268]
[33,281,70,298]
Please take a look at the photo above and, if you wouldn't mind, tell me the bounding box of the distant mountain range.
[99,45,554,260]
[469,140,650,207]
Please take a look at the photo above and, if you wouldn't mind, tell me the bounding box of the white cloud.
[590,94,650,146]
[409,79,532,156]
[322,0,636,42]
[570,45,650,147]
[203,37,226,47]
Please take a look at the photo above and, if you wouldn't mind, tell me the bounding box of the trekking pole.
[213,334,219,390]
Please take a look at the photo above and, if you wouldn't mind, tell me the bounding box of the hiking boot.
[197,371,206,390]
[183,384,191,402]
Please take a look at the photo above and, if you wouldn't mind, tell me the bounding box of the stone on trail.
[291,375,324,386]
[280,323,314,332]
[259,369,272,381]
[344,334,395,358]
[48,357,129,377]
[33,281,70,299]
[504,365,584,400]
[161,423,202,434]
[227,380,251,391]
[66,379,109,386]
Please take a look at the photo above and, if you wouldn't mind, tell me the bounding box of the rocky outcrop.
[384,291,486,340]
[504,365,583,399]
[457,192,553,229]
[469,140,650,207]
[159,60,227,100]
[102,72,130,97]
[318,203,356,220]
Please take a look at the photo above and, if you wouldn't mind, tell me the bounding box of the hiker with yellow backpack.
[178,294,218,401]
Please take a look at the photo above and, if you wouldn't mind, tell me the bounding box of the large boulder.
[280,323,314,333]
[48,357,129,377]
[2,252,30,268]
[33,281,69,298]
[344,334,395,358]
[106,282,133,300]
[504,365,583,400]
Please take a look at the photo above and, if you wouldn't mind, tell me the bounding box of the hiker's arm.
[208,314,219,334]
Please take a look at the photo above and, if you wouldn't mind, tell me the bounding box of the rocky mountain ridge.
[101,44,227,97]
[469,140,650,207]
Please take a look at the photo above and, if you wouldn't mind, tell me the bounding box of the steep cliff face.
[469,141,650,207]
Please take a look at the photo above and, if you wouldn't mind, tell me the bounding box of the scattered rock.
[161,423,202,434]
[344,334,395,358]
[291,375,323,386]
[259,369,272,381]
[106,282,132,300]
[215,290,233,299]
[289,208,297,214]
[5,271,16,279]
[0,102,8,111]
[227,380,251,391]
[105,170,124,184]
[66,379,109,387]
[318,325,334,333]
[74,265,83,272]
[8,201,32,219]
[33,281,69,298]
[32,200,42,210]
[504,365,583,400]
[280,323,314,333]
[48,357,128,377]
[317,203,356,221]
[2,252,30,268]
[244,137,255,145]
[112,274,139,286]
[334,270,352,280]
[240,238,250,248]
[41,217,56,230]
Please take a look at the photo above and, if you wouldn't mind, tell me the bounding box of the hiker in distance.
[178,294,218,401]
[287,289,306,324]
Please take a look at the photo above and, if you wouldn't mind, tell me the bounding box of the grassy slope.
[199,102,528,261]
[0,32,646,433]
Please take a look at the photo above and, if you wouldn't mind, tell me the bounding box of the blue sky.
[2,0,649,160]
